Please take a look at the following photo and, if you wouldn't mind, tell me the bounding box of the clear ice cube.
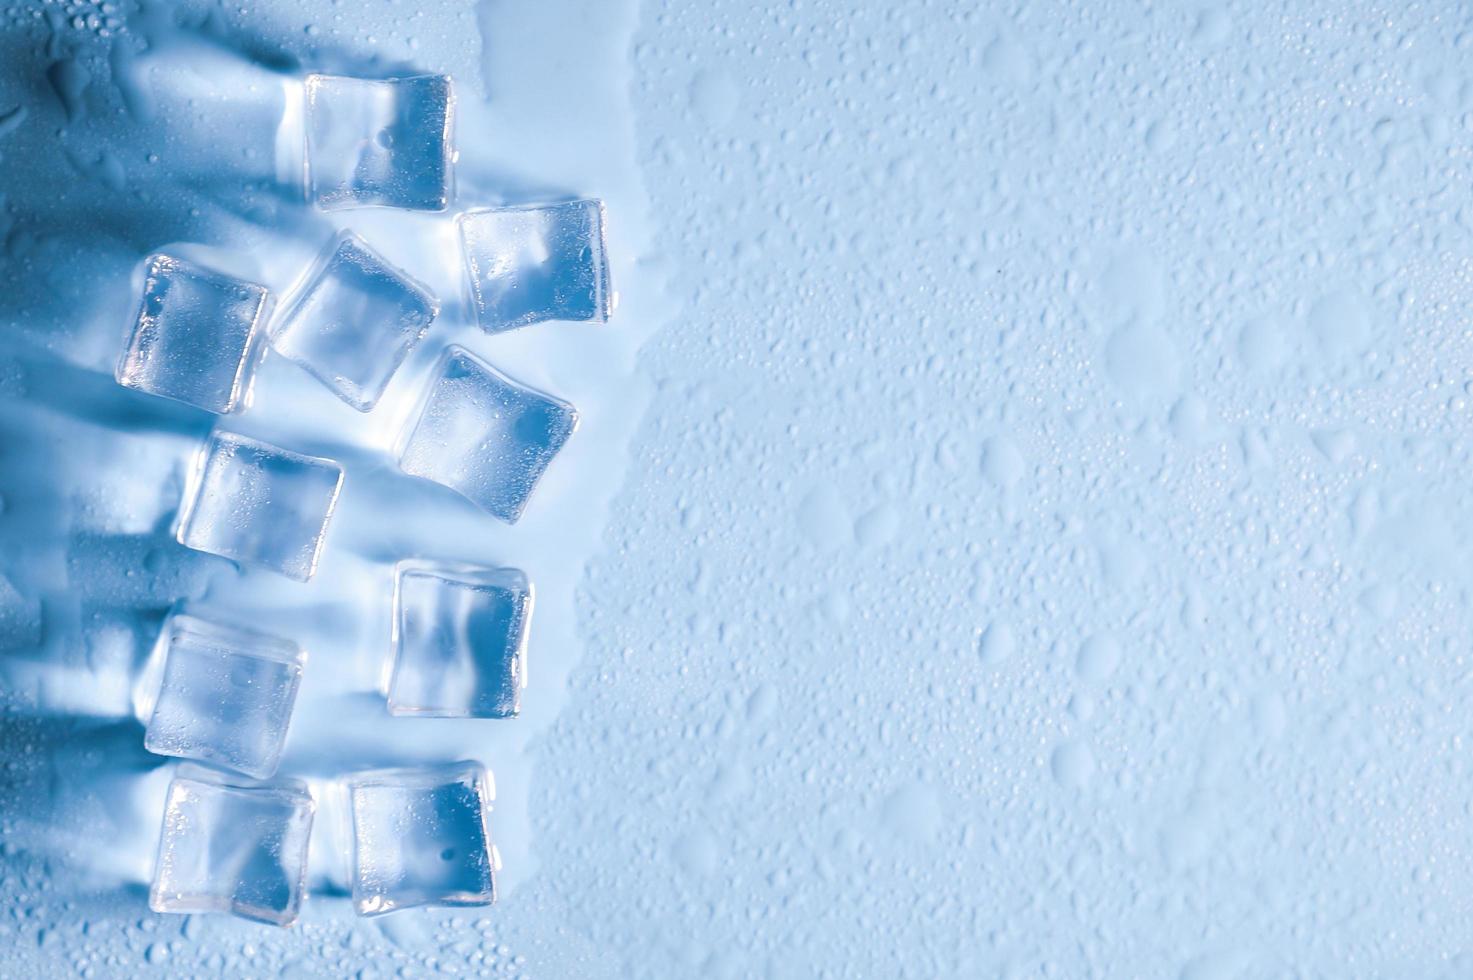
[143,612,303,779]
[346,762,496,916]
[270,231,439,410]
[115,254,270,413]
[305,74,454,211]
[176,431,344,581]
[397,346,577,523]
[458,199,611,332]
[388,562,531,718]
[149,765,315,927]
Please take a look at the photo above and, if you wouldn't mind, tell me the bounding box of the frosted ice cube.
[143,612,303,778]
[397,346,577,523]
[388,562,531,718]
[115,254,270,413]
[270,231,438,410]
[305,73,454,211]
[176,432,344,582]
[347,762,496,916]
[150,765,315,927]
[458,199,611,332]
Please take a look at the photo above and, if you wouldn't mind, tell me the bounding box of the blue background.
[3,0,1473,977]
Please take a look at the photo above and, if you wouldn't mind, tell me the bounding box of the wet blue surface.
[4,0,1473,977]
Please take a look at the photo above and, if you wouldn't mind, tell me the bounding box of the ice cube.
[304,73,454,211]
[115,254,271,414]
[149,765,315,927]
[176,431,344,581]
[143,612,303,778]
[397,346,577,523]
[270,231,438,410]
[388,562,531,718]
[346,761,496,916]
[458,199,611,332]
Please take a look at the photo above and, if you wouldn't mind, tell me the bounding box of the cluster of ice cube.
[150,760,496,924]
[109,70,613,925]
[143,604,508,924]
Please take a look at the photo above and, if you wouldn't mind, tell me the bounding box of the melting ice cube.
[346,761,497,916]
[388,561,531,718]
[458,199,612,332]
[115,254,270,414]
[143,612,304,779]
[396,346,578,523]
[304,73,454,211]
[176,431,344,582]
[270,230,438,411]
[149,765,315,927]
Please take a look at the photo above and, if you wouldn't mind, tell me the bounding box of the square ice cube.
[388,562,531,718]
[150,765,315,927]
[458,200,611,332]
[397,346,577,523]
[176,432,344,582]
[347,762,496,916]
[143,612,303,778]
[270,231,439,410]
[305,73,454,211]
[115,254,270,413]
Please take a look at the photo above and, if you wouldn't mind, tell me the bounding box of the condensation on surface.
[5,0,1473,978]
